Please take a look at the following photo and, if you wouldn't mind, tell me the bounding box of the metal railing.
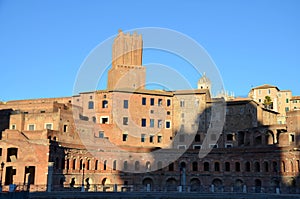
[1,184,299,194]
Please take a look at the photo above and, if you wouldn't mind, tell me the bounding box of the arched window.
[225,162,230,172]
[80,159,83,170]
[135,161,140,171]
[235,162,241,172]
[214,162,220,171]
[113,160,117,170]
[146,161,151,171]
[103,160,107,170]
[263,162,269,172]
[123,161,128,170]
[95,160,98,170]
[192,162,198,171]
[273,161,278,172]
[66,159,70,170]
[102,100,108,108]
[245,162,251,172]
[254,162,260,172]
[204,162,209,171]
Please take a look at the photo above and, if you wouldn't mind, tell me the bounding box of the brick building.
[0,30,299,193]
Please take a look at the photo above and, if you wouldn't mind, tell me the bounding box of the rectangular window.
[150,119,154,128]
[141,134,146,142]
[11,124,16,130]
[290,134,295,142]
[142,97,146,105]
[7,148,18,162]
[123,134,128,142]
[158,99,162,106]
[28,124,35,131]
[63,124,68,132]
[286,98,289,103]
[225,144,233,148]
[99,131,104,138]
[158,120,163,128]
[285,107,289,112]
[150,98,154,106]
[157,135,162,143]
[180,100,185,107]
[45,123,52,130]
[193,145,201,149]
[123,100,129,109]
[123,117,128,125]
[209,144,218,149]
[88,101,94,109]
[149,135,154,143]
[100,117,109,124]
[165,121,171,129]
[167,99,171,107]
[141,118,146,127]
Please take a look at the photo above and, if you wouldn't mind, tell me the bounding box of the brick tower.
[107,30,146,90]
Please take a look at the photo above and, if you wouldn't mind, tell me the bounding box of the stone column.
[47,162,54,192]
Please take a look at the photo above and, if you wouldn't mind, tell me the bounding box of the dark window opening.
[123,134,128,142]
[225,162,230,172]
[214,162,220,171]
[167,99,171,107]
[7,148,18,162]
[63,125,68,133]
[245,162,251,172]
[142,97,146,105]
[204,162,210,171]
[192,162,198,171]
[123,100,128,109]
[102,100,108,108]
[150,98,155,106]
[235,162,241,172]
[141,119,146,127]
[195,134,201,142]
[168,163,174,171]
[227,134,233,141]
[88,101,94,109]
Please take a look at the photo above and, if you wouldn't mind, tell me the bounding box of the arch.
[146,161,151,171]
[102,177,110,185]
[66,159,70,170]
[180,161,186,169]
[135,161,140,171]
[234,179,243,192]
[214,162,220,171]
[254,162,260,172]
[166,177,177,191]
[204,162,210,171]
[225,162,230,172]
[79,159,84,170]
[87,159,90,170]
[142,177,154,188]
[254,135,262,146]
[192,161,198,171]
[102,100,108,108]
[235,162,241,172]
[190,178,201,192]
[212,178,223,192]
[254,179,262,193]
[265,130,274,145]
[271,178,280,189]
[245,161,251,172]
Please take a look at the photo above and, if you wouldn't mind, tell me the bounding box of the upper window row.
[142,97,171,107]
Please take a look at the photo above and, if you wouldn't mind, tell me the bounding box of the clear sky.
[0,0,299,101]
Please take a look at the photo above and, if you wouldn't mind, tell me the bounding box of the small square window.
[165,121,171,129]
[167,111,171,115]
[11,124,16,130]
[28,124,35,131]
[123,117,128,125]
[45,123,52,130]
[193,145,201,149]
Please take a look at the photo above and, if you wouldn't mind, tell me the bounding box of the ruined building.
[0,30,299,193]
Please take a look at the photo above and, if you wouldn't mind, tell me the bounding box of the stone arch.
[265,130,274,145]
[101,177,110,185]
[190,178,201,192]
[254,179,262,193]
[254,131,262,146]
[142,177,154,190]
[212,178,223,192]
[234,179,244,192]
[166,177,177,191]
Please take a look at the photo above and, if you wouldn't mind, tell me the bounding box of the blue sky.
[0,0,299,101]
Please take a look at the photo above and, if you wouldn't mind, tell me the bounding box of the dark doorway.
[5,166,16,185]
[24,166,35,185]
